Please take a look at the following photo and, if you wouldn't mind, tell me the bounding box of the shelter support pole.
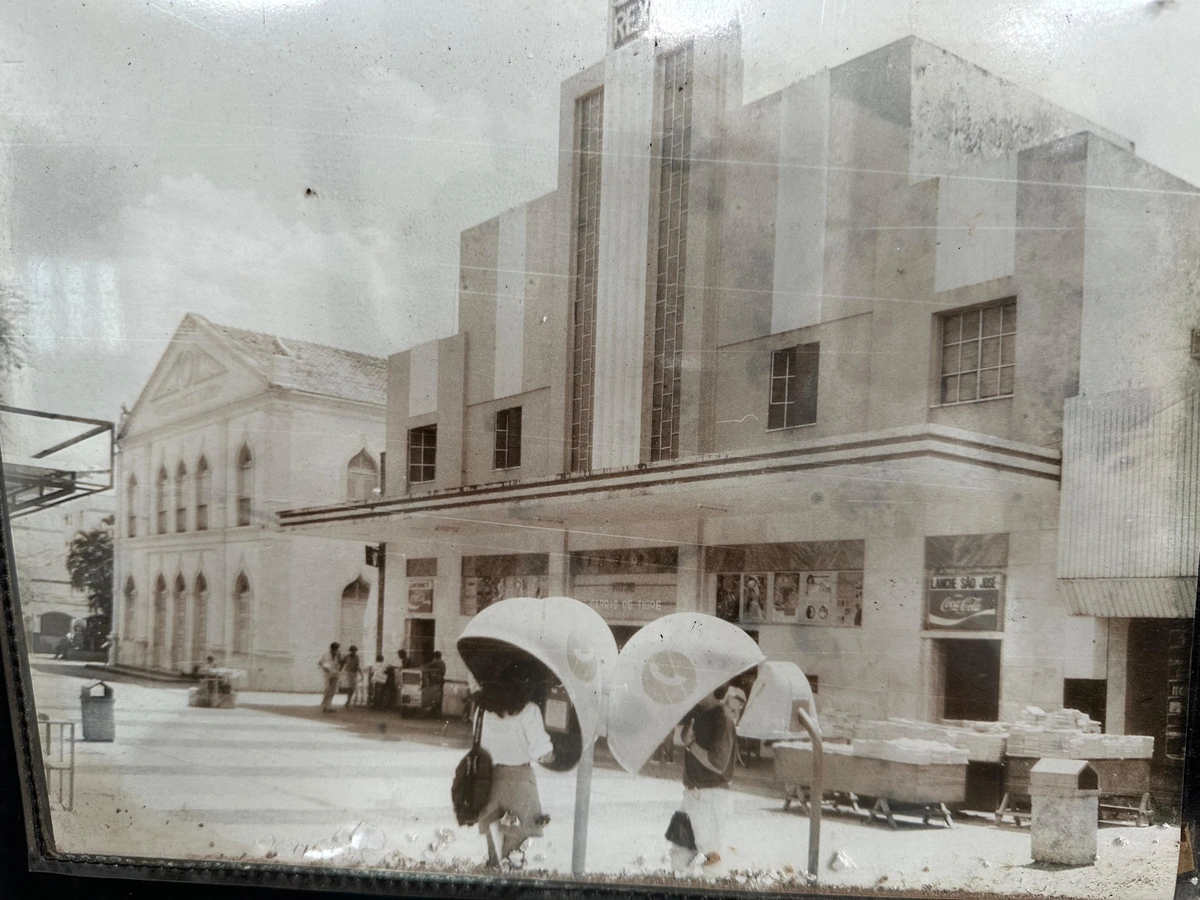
[571,738,595,875]
[797,708,822,883]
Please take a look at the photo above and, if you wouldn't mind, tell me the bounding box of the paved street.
[27,659,1178,897]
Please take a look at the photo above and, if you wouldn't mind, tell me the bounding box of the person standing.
[342,645,362,708]
[665,684,747,870]
[318,642,342,713]
[423,650,447,716]
[474,659,554,868]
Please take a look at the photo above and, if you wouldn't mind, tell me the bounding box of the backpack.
[451,707,493,826]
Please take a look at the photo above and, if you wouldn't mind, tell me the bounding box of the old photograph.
[1,0,1198,897]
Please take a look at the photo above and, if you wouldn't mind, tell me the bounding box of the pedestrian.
[318,642,342,713]
[665,684,747,871]
[423,650,447,716]
[370,654,389,708]
[474,657,555,868]
[342,646,361,708]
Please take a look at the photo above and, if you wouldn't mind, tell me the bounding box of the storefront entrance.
[404,618,435,667]
[935,638,1001,722]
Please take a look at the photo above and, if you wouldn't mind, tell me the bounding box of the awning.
[1060,577,1197,618]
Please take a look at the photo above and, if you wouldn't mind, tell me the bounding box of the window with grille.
[126,476,138,538]
[408,425,437,484]
[236,445,253,526]
[939,300,1016,404]
[233,573,252,654]
[122,576,137,641]
[195,457,210,531]
[171,574,187,667]
[768,343,820,430]
[155,467,168,534]
[570,88,604,474]
[649,44,693,462]
[494,406,522,470]
[191,573,208,664]
[152,575,167,668]
[347,449,379,501]
[174,462,188,533]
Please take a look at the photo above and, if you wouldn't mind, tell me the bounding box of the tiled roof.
[186,314,387,406]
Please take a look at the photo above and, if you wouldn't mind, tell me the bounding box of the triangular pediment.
[150,347,227,400]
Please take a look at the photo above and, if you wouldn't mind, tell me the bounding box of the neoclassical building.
[114,314,387,690]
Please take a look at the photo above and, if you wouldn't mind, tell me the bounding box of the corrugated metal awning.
[1060,577,1197,618]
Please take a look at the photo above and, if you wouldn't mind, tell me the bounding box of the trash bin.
[80,681,115,742]
[1029,758,1099,866]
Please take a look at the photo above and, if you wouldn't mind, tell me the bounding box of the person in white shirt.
[318,642,342,713]
[474,657,555,868]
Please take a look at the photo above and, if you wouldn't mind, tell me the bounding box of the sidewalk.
[26,659,1179,897]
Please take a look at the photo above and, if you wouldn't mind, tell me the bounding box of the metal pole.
[797,707,822,882]
[571,737,595,875]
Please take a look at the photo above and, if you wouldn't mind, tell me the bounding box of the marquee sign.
[926,572,1004,630]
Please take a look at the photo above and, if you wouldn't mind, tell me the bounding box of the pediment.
[150,348,227,400]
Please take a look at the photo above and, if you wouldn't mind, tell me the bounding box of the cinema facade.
[280,18,1199,795]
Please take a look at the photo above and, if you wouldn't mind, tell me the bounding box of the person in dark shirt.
[423,650,447,715]
[666,684,747,871]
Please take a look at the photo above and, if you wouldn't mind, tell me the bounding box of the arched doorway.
[339,576,370,650]
[152,575,167,668]
[191,573,208,665]
[171,574,187,668]
[233,572,252,655]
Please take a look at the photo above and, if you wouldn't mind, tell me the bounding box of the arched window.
[155,467,168,534]
[171,574,187,668]
[191,573,208,664]
[126,476,138,538]
[339,577,370,650]
[236,445,254,526]
[152,575,167,668]
[346,450,379,502]
[195,456,210,531]
[123,576,137,642]
[174,462,188,533]
[233,572,252,654]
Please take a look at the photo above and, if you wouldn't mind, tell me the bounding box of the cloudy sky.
[2,0,1198,426]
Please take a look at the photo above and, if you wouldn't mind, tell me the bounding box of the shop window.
[408,425,437,484]
[155,467,168,534]
[347,449,379,501]
[232,572,252,654]
[340,577,370,649]
[570,88,604,475]
[461,553,548,615]
[125,475,138,538]
[195,456,210,531]
[768,343,819,430]
[171,574,187,668]
[938,299,1016,404]
[494,406,522,470]
[236,444,253,526]
[122,576,137,641]
[174,462,188,533]
[191,573,208,665]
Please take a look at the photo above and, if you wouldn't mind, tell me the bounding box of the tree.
[65,516,114,620]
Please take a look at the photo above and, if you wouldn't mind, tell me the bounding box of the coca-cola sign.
[926,573,1003,630]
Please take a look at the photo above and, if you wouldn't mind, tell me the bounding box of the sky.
[1,0,1198,427]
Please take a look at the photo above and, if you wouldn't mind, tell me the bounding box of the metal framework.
[0,405,114,518]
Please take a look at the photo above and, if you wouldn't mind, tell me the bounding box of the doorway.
[936,638,1001,722]
[1063,678,1107,732]
[404,618,435,667]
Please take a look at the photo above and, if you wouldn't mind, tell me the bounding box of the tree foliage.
[65,516,114,619]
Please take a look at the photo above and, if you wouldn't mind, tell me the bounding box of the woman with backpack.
[474,657,555,868]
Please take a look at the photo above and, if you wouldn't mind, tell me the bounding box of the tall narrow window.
[191,573,208,665]
[152,575,167,668]
[174,462,188,533]
[939,300,1017,404]
[195,456,210,531]
[233,573,252,654]
[339,576,370,650]
[171,574,187,667]
[408,425,437,484]
[155,467,168,534]
[236,445,253,526]
[494,407,523,470]
[347,450,379,501]
[122,576,137,643]
[126,476,138,538]
[570,88,604,474]
[649,43,694,462]
[767,343,820,430]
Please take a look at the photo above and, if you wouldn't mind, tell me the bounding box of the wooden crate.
[774,745,967,805]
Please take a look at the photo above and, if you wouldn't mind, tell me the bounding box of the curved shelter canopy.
[606,613,765,775]
[456,596,618,748]
[737,660,817,741]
